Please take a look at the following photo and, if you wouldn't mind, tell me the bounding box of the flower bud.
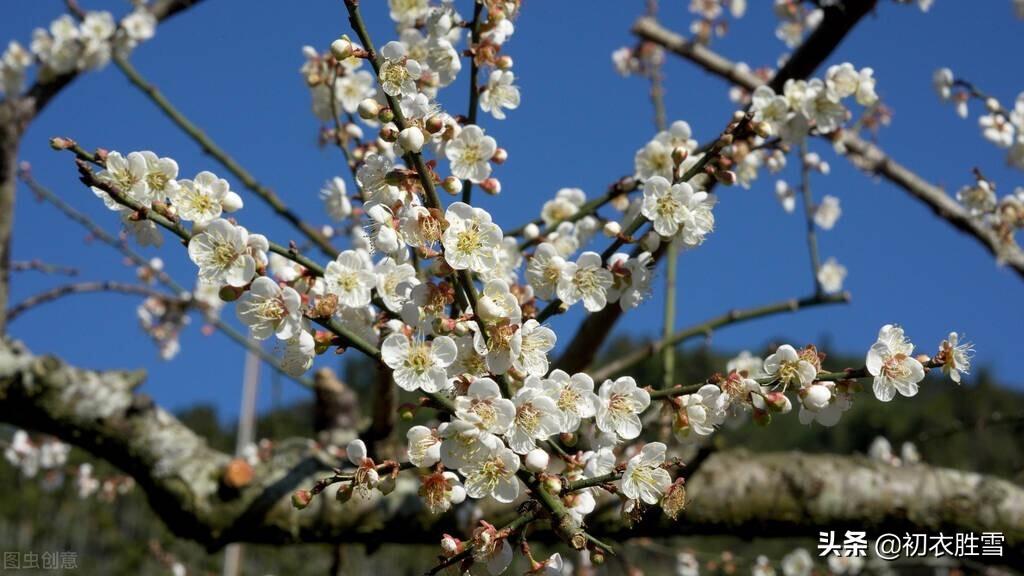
[672,147,689,166]
[602,221,621,238]
[559,432,577,447]
[218,285,244,302]
[985,97,1001,113]
[398,127,425,153]
[801,384,832,411]
[345,123,364,140]
[378,107,395,124]
[399,403,416,421]
[357,98,380,120]
[441,176,463,195]
[543,475,562,495]
[424,115,445,134]
[335,482,353,503]
[592,550,606,565]
[222,458,254,489]
[524,448,549,473]
[491,147,508,164]
[291,489,312,509]
[221,191,244,213]
[764,391,792,413]
[379,122,399,142]
[440,534,462,557]
[330,37,353,60]
[496,55,514,69]
[715,169,737,186]
[523,223,540,240]
[480,177,501,195]
[50,137,75,150]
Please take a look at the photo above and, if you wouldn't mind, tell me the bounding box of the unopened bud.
[398,127,425,153]
[379,123,399,142]
[985,97,1001,113]
[543,475,563,495]
[377,107,395,124]
[755,120,773,138]
[345,123,364,140]
[491,147,508,164]
[480,177,501,195]
[425,115,445,134]
[221,191,244,213]
[50,137,74,150]
[496,55,514,69]
[602,221,622,237]
[357,98,380,120]
[399,403,417,421]
[292,489,312,509]
[218,285,244,302]
[330,37,353,60]
[523,222,540,240]
[764,391,792,413]
[335,482,353,503]
[524,448,549,473]
[440,534,461,557]
[592,550,606,565]
[672,147,689,166]
[715,169,737,186]
[222,458,254,489]
[753,408,772,426]
[441,176,463,195]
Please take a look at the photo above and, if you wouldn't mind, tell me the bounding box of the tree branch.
[2,337,1022,565]
[632,16,1024,281]
[6,281,167,321]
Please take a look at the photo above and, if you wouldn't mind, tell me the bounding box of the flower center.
[456,226,483,255]
[558,386,581,413]
[406,344,433,374]
[516,402,540,435]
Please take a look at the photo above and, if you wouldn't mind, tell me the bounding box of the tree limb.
[2,338,1022,566]
[632,16,1024,281]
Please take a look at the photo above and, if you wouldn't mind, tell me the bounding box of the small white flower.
[378,41,422,97]
[940,331,973,384]
[620,442,672,505]
[513,319,556,377]
[462,443,520,503]
[596,376,651,440]
[281,330,316,377]
[933,67,954,101]
[236,276,302,340]
[541,370,599,433]
[406,425,441,468]
[797,383,850,427]
[375,259,418,313]
[505,380,561,454]
[817,257,847,294]
[446,125,497,183]
[827,553,865,575]
[763,344,817,389]
[607,251,654,310]
[480,69,521,120]
[526,242,567,301]
[334,69,376,114]
[980,113,1015,148]
[813,195,841,229]
[320,177,353,221]
[781,549,813,576]
[675,384,726,438]
[381,332,457,393]
[441,202,502,273]
[324,250,376,308]
[866,324,925,402]
[641,176,716,244]
[557,251,613,312]
[172,171,231,224]
[96,151,151,206]
[139,151,180,199]
[388,0,430,26]
[187,218,257,287]
[802,79,848,134]
[455,378,516,436]
[825,63,860,100]
[634,139,674,182]
[356,153,402,205]
[775,179,796,213]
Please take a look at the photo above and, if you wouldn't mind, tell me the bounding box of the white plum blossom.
[620,442,672,505]
[541,370,599,433]
[187,219,259,288]
[381,332,457,393]
[320,177,353,221]
[442,202,503,272]
[596,376,651,440]
[763,344,817,389]
[607,251,654,310]
[462,443,520,503]
[374,259,418,313]
[479,70,521,120]
[378,41,422,97]
[446,125,497,183]
[675,384,726,438]
[557,251,613,312]
[781,549,813,576]
[775,180,796,213]
[866,324,926,402]
[513,320,556,377]
[813,195,841,230]
[324,250,376,308]
[505,380,561,454]
[171,171,231,224]
[356,153,401,205]
[406,425,442,468]
[475,279,522,324]
[455,378,516,436]
[817,257,847,294]
[641,176,716,244]
[140,151,180,199]
[94,151,151,207]
[236,277,302,341]
[281,330,316,377]
[940,332,973,384]
[526,243,567,301]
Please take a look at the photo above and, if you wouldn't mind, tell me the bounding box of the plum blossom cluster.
[954,170,1024,248]
[933,68,1024,170]
[3,430,134,500]
[0,7,155,98]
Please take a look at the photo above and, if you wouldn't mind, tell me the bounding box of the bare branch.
[6,281,167,321]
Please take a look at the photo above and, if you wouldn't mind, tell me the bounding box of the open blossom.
[641,176,716,244]
[439,419,496,470]
[781,548,813,576]
[634,139,674,182]
[479,70,521,120]
[462,443,520,503]
[596,376,651,440]
[939,332,973,384]
[505,381,561,454]
[557,251,613,311]
[381,332,457,393]
[817,257,847,294]
[541,370,599,433]
[356,153,401,205]
[281,330,316,377]
[236,277,302,340]
[139,151,180,199]
[607,252,654,310]
[512,320,556,377]
[375,259,418,313]
[540,187,585,226]
[814,195,841,229]
[620,442,672,505]
[406,425,441,468]
[187,219,259,287]
[866,324,925,402]
[442,202,502,273]
[171,171,231,224]
[324,250,376,308]
[320,177,352,221]
[420,471,466,514]
[378,41,422,97]
[95,151,151,207]
[675,384,725,438]
[798,384,851,427]
[446,125,497,183]
[334,69,375,114]
[526,242,567,301]
[476,279,522,324]
[764,344,817,389]
[455,378,516,436]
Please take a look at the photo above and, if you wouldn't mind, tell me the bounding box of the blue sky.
[4,1,1022,420]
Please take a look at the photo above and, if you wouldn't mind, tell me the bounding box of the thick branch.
[633,16,1024,280]
[2,338,1022,563]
